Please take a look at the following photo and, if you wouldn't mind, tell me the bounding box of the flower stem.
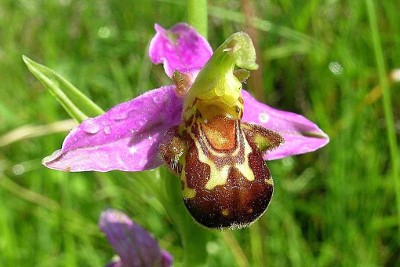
[366,0,400,231]
[187,0,208,38]
[249,221,264,266]
[159,167,210,266]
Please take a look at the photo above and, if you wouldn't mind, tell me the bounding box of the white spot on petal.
[103,126,111,134]
[153,94,165,104]
[258,112,270,123]
[129,147,137,154]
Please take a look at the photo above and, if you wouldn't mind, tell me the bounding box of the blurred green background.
[0,0,399,266]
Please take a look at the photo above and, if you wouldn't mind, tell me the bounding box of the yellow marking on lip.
[221,209,230,216]
[265,178,273,185]
[205,165,230,190]
[235,138,255,182]
[198,119,242,158]
[190,121,256,190]
[181,166,196,199]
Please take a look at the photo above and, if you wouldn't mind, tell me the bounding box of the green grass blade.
[187,0,208,38]
[366,0,400,232]
[22,55,104,123]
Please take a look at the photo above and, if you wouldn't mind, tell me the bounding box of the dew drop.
[137,120,146,127]
[82,119,100,134]
[206,242,221,255]
[59,0,71,6]
[328,61,343,75]
[390,69,400,82]
[259,112,270,123]
[112,112,128,121]
[12,164,25,175]
[104,126,111,134]
[153,94,165,104]
[282,157,294,167]
[98,26,111,39]
[166,42,174,50]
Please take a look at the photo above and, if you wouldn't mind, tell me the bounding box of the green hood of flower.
[183,32,258,121]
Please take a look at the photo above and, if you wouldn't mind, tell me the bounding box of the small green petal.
[23,55,104,122]
[183,32,258,121]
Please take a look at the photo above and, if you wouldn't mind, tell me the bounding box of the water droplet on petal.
[153,94,166,104]
[82,119,100,134]
[112,112,128,121]
[129,146,137,154]
[104,126,111,134]
[259,112,270,123]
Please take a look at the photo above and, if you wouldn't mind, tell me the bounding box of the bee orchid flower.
[44,23,329,228]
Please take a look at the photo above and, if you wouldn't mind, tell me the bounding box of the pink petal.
[106,260,122,267]
[43,86,183,172]
[161,250,173,267]
[242,90,329,160]
[99,209,170,267]
[149,23,212,78]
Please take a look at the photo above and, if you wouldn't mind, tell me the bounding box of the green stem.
[366,0,400,230]
[158,167,210,266]
[249,221,264,266]
[187,0,208,38]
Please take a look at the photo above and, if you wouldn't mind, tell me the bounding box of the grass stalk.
[366,0,400,230]
[187,0,208,38]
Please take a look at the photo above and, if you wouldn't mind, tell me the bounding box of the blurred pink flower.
[99,209,172,267]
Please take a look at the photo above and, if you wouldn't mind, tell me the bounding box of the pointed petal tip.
[105,259,122,267]
[242,90,330,160]
[42,149,68,171]
[99,209,132,231]
[161,250,173,267]
[154,23,162,31]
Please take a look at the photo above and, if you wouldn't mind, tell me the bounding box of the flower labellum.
[43,23,329,229]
